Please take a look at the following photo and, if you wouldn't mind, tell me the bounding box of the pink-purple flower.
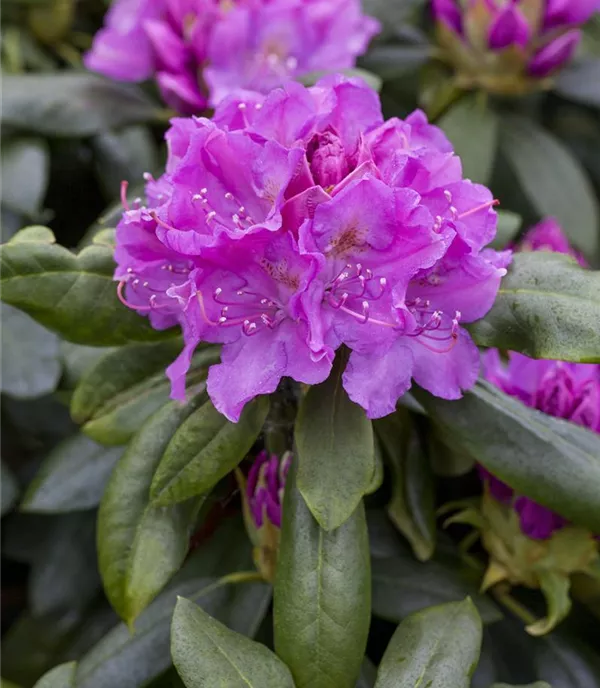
[480,220,599,540]
[84,0,380,114]
[433,0,600,93]
[114,75,508,422]
[246,449,291,529]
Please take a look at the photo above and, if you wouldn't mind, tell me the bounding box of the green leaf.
[527,572,572,637]
[371,542,502,625]
[501,115,599,256]
[374,599,483,688]
[150,396,269,507]
[356,659,378,688]
[28,512,100,618]
[555,58,600,108]
[295,353,375,530]
[491,683,551,687]
[1,138,49,217]
[299,68,382,91]
[33,662,76,688]
[98,393,208,625]
[274,459,371,688]
[417,380,600,533]
[490,210,522,250]
[1,304,61,399]
[469,252,600,363]
[2,74,160,137]
[71,341,216,446]
[77,520,271,688]
[171,597,294,687]
[0,227,176,346]
[375,411,435,561]
[439,94,499,184]
[21,434,122,513]
[1,461,19,516]
[360,44,431,80]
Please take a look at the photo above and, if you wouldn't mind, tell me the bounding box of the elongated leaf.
[21,434,122,513]
[491,683,551,687]
[1,138,49,217]
[371,548,502,625]
[98,393,207,625]
[33,662,76,688]
[1,461,19,516]
[439,94,499,183]
[375,411,435,561]
[0,227,175,346]
[77,523,271,688]
[71,342,218,446]
[555,58,600,108]
[417,381,600,533]
[469,252,600,363]
[296,353,375,531]
[171,597,294,687]
[150,396,269,507]
[1,304,61,399]
[527,572,571,637]
[3,74,160,137]
[274,459,371,688]
[501,115,599,256]
[374,599,482,688]
[361,44,431,79]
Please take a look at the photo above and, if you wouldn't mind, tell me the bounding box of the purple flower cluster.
[480,220,600,540]
[246,450,291,529]
[114,75,509,422]
[84,0,379,114]
[433,0,600,88]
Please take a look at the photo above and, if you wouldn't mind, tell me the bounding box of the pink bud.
[488,3,530,50]
[306,127,349,188]
[528,29,581,77]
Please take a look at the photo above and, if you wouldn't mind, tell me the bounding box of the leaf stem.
[491,585,537,626]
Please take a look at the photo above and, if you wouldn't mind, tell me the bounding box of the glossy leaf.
[374,599,483,688]
[1,304,61,399]
[375,411,435,561]
[21,434,122,513]
[469,253,600,363]
[171,597,294,687]
[77,520,271,688]
[1,138,49,217]
[296,354,375,530]
[274,459,371,688]
[1,461,19,516]
[0,227,176,346]
[2,73,160,137]
[439,94,498,183]
[33,662,76,688]
[71,341,217,446]
[98,393,207,625]
[150,396,269,507]
[417,380,600,533]
[501,115,599,256]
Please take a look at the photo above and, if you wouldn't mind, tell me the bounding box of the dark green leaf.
[21,434,122,513]
[490,210,522,250]
[1,303,61,399]
[1,138,49,217]
[150,396,269,507]
[371,547,502,625]
[33,662,76,688]
[1,461,19,516]
[360,45,430,80]
[77,520,271,688]
[28,512,100,618]
[356,659,378,688]
[469,252,600,363]
[501,116,599,256]
[171,597,294,687]
[374,599,482,688]
[0,227,176,346]
[60,342,113,390]
[375,411,435,561]
[439,94,499,184]
[296,353,375,530]
[70,340,212,446]
[555,58,600,108]
[2,74,160,137]
[274,459,371,688]
[417,380,600,533]
[98,393,207,625]
[491,683,551,687]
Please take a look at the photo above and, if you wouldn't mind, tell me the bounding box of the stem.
[491,586,537,626]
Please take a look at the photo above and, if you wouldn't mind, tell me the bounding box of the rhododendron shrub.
[115,76,509,421]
